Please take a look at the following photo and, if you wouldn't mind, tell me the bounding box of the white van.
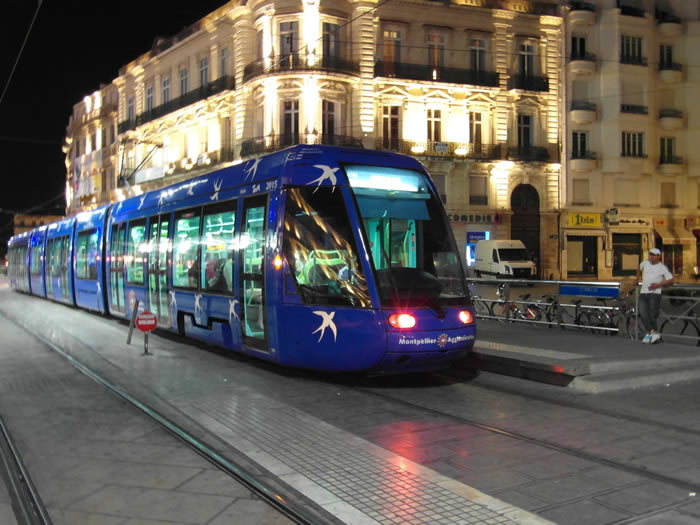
[474,239,536,279]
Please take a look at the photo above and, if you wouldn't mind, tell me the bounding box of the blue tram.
[7,146,476,373]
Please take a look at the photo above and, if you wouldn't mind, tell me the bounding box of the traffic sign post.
[135,311,157,355]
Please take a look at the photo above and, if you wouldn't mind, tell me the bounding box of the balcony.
[620,55,647,67]
[657,12,682,37]
[620,104,648,115]
[118,76,235,133]
[570,101,596,124]
[568,53,596,76]
[508,74,549,92]
[243,55,360,83]
[659,109,683,130]
[239,134,362,157]
[617,2,645,18]
[568,2,595,26]
[375,139,503,160]
[659,155,683,175]
[374,61,499,87]
[659,62,682,83]
[570,151,596,172]
[507,146,550,162]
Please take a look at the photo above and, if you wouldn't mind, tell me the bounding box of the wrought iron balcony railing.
[571,100,597,111]
[659,62,682,72]
[660,155,683,165]
[570,52,596,62]
[618,2,645,17]
[243,55,360,82]
[621,104,648,114]
[507,146,550,162]
[571,151,597,160]
[569,1,595,11]
[620,55,648,66]
[375,139,503,160]
[659,108,683,119]
[374,61,499,87]
[118,76,235,133]
[656,11,681,24]
[508,74,549,92]
[239,134,362,157]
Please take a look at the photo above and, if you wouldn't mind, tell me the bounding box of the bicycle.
[658,291,700,346]
[537,294,587,330]
[585,290,637,337]
[490,283,543,325]
[467,282,493,318]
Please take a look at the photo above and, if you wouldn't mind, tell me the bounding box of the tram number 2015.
[265,180,278,191]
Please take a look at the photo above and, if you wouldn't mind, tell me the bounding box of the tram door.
[59,236,70,299]
[110,223,126,314]
[239,195,267,350]
[147,215,170,326]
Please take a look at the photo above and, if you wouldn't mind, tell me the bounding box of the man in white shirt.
[634,248,674,343]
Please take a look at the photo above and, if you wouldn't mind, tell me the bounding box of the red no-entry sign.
[135,311,157,333]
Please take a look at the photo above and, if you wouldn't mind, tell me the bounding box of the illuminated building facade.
[563,0,700,282]
[64,0,564,278]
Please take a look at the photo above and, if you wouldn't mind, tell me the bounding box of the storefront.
[448,212,501,270]
[653,217,695,278]
[563,212,604,279]
[609,216,651,279]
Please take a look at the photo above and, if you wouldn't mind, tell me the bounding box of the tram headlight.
[388,313,416,329]
[458,309,474,325]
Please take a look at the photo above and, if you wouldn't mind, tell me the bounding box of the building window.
[660,137,676,164]
[519,43,535,76]
[469,175,487,205]
[427,109,441,142]
[256,30,264,61]
[180,67,189,95]
[517,114,532,150]
[432,174,446,204]
[571,36,587,59]
[383,30,401,75]
[470,112,482,147]
[109,124,115,144]
[614,180,639,206]
[322,100,336,142]
[127,96,134,122]
[200,57,209,87]
[572,131,588,158]
[280,21,298,61]
[220,47,229,77]
[162,77,170,104]
[660,181,676,208]
[620,35,643,64]
[146,86,154,112]
[621,132,644,157]
[659,44,673,68]
[427,32,445,71]
[572,179,590,204]
[382,105,400,150]
[470,38,487,72]
[101,127,106,149]
[282,100,299,146]
[322,23,341,59]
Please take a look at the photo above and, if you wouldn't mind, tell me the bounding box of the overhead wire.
[0,0,43,106]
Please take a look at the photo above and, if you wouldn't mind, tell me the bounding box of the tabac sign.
[567,212,601,228]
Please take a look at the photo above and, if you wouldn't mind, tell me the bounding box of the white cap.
[649,248,661,255]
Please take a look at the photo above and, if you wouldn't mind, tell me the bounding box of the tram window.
[126,221,147,285]
[76,229,99,280]
[30,242,42,275]
[202,202,236,293]
[173,209,201,289]
[282,186,370,307]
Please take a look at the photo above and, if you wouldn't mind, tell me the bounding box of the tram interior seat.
[299,250,346,287]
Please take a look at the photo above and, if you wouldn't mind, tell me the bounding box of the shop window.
[612,232,641,277]
[662,244,683,275]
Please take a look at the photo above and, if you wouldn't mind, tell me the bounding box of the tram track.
[349,372,700,495]
[0,415,51,525]
[1,311,329,525]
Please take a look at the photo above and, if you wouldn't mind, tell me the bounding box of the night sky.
[0,0,228,254]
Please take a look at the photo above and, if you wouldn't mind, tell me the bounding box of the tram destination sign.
[135,311,157,333]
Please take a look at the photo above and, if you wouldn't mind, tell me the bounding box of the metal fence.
[467,278,700,346]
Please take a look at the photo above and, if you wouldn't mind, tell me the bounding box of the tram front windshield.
[346,165,468,309]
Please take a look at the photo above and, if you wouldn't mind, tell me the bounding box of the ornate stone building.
[64,0,564,278]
